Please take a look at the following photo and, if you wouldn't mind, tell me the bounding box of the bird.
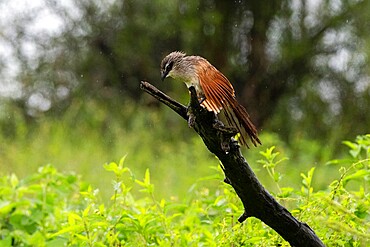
[160,51,261,147]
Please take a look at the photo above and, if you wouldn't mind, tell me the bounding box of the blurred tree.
[0,0,369,143]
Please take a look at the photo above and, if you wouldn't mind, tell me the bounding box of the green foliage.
[0,101,221,201]
[342,134,370,160]
[1,135,370,246]
[257,146,288,194]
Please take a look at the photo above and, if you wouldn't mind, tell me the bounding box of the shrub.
[1,135,369,246]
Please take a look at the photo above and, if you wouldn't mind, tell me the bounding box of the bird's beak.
[161,70,167,81]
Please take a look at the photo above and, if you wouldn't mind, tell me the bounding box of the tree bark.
[140,81,325,247]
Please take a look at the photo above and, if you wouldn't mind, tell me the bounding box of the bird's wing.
[196,59,260,147]
[196,60,235,113]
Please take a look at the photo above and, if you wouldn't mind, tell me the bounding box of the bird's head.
[160,51,187,81]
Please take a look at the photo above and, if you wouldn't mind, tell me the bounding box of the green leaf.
[103,156,129,176]
[68,212,82,225]
[342,140,357,150]
[10,173,19,188]
[118,155,128,168]
[135,179,146,187]
[29,231,45,246]
[48,225,85,238]
[82,204,91,217]
[354,203,368,219]
[103,162,118,172]
[0,201,16,215]
[343,170,370,183]
[278,187,294,198]
[325,159,354,166]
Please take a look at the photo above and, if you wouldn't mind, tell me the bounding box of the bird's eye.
[165,61,174,73]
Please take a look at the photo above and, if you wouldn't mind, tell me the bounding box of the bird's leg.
[187,87,205,128]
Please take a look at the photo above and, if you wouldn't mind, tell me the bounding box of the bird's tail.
[223,101,261,148]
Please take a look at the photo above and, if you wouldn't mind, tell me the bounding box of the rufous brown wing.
[195,59,261,147]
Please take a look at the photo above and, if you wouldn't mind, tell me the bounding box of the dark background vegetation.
[0,0,369,199]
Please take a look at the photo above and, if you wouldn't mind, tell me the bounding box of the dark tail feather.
[223,101,261,147]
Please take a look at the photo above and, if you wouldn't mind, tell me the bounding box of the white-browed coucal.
[161,51,261,147]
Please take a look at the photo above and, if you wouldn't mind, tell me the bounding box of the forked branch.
[140,81,325,247]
